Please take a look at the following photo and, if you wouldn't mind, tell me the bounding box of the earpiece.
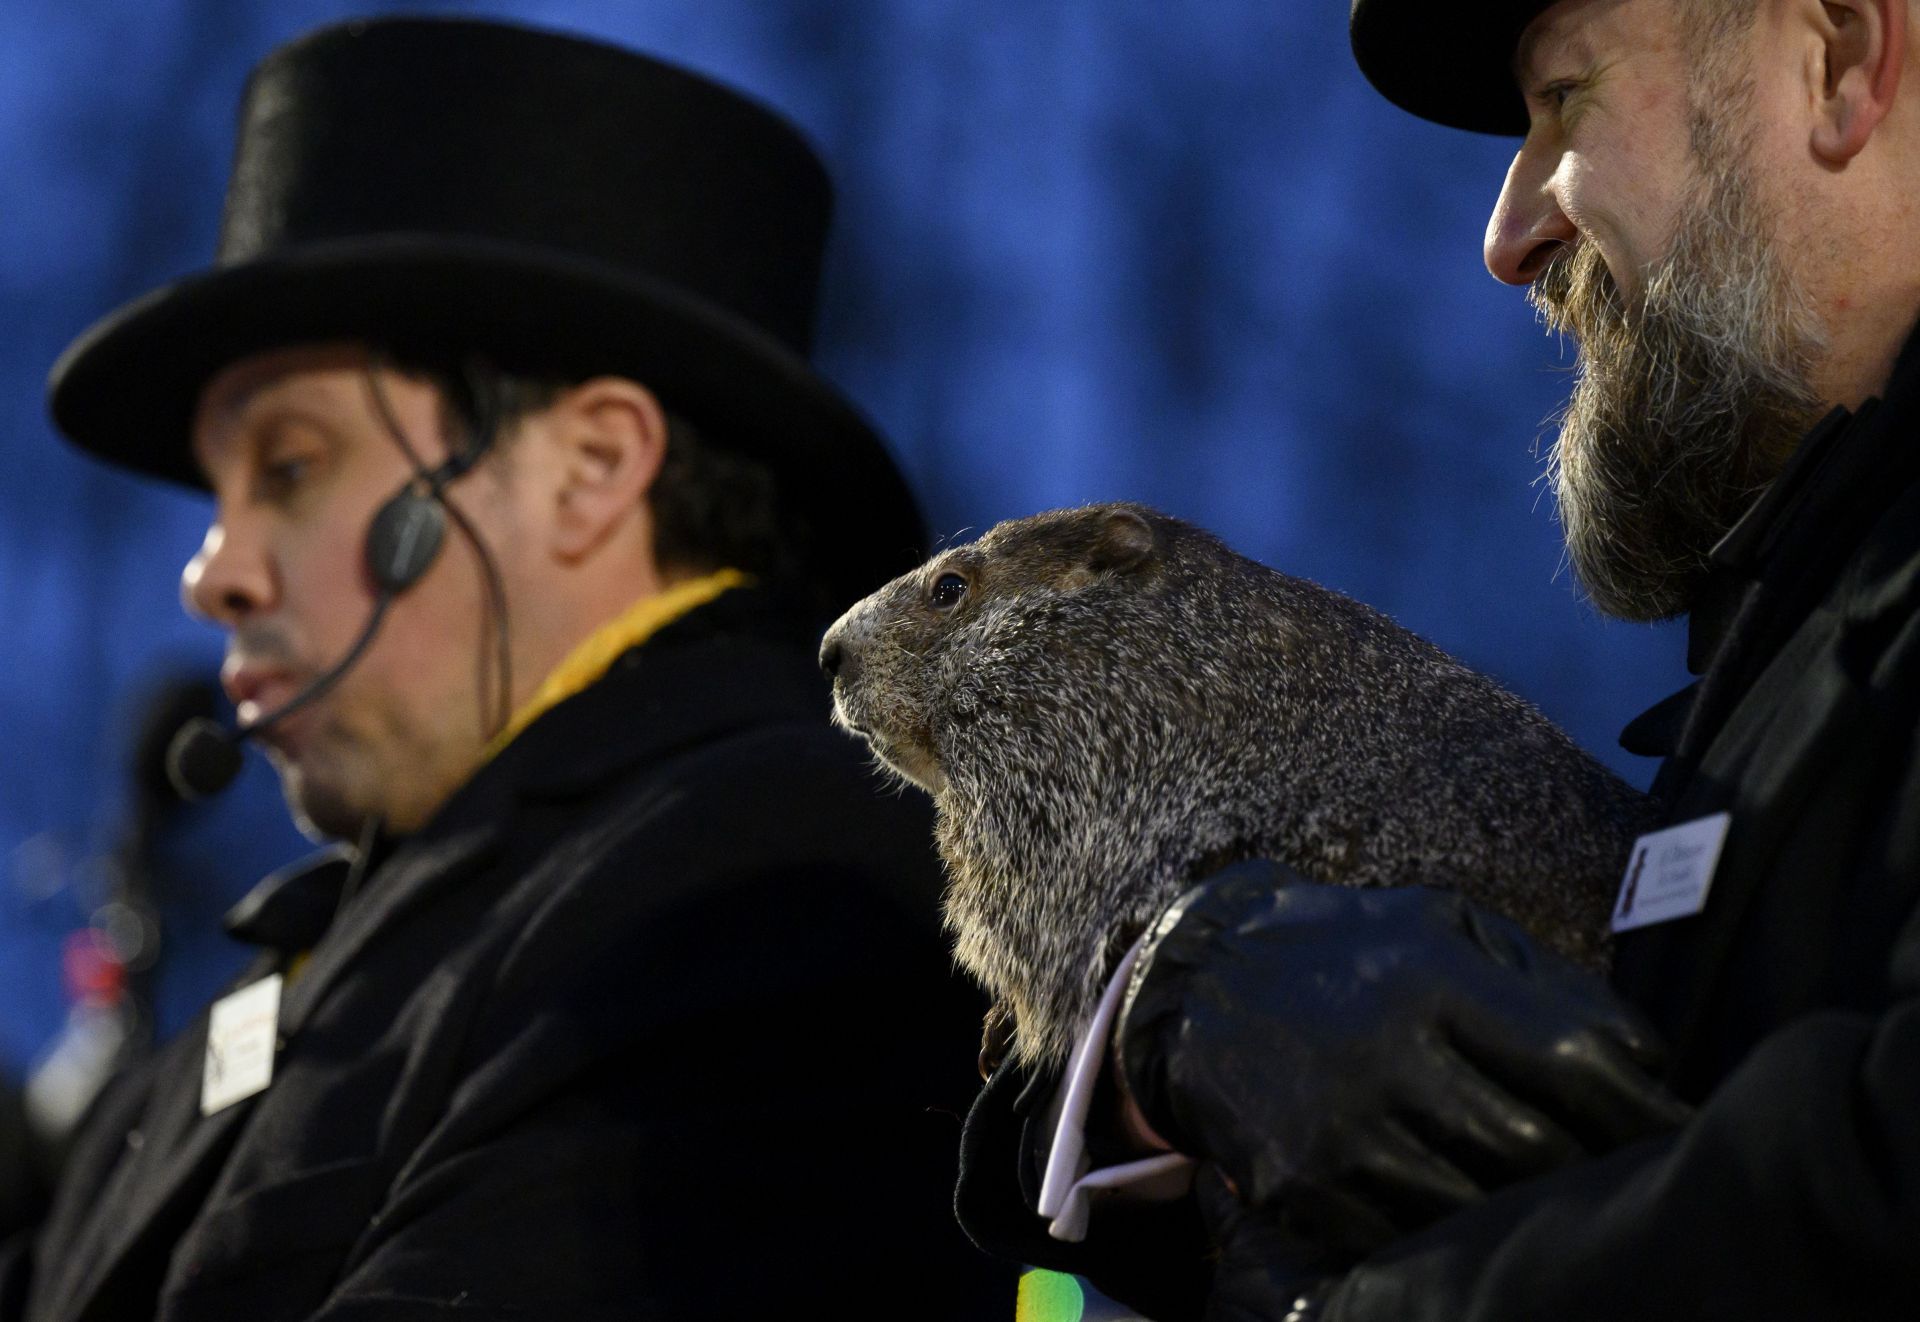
[366,482,449,593]
[363,426,489,593]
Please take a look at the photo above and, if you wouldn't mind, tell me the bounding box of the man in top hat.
[956,0,1920,1318]
[0,17,1007,1322]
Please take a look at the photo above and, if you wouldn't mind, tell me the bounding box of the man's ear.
[1810,0,1906,163]
[546,377,669,562]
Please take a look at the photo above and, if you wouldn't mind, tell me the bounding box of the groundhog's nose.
[819,634,861,687]
[820,613,867,686]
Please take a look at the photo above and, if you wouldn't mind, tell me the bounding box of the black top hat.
[48,16,927,606]
[1349,0,1554,134]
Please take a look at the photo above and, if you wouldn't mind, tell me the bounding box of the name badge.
[1611,813,1732,934]
[202,974,283,1116]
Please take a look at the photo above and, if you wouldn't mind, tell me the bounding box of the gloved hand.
[1116,861,1692,1261]
[1192,1164,1341,1322]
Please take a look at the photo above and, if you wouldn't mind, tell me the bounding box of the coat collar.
[480,568,748,759]
[1620,324,1920,768]
[1615,404,1856,760]
[220,583,829,993]
[488,582,829,802]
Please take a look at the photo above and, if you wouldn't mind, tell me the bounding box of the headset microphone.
[165,593,396,800]
[164,717,245,801]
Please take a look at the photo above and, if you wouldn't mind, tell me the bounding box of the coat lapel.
[275,817,505,1041]
[59,964,273,1322]
[56,812,513,1322]
[1619,603,1857,1072]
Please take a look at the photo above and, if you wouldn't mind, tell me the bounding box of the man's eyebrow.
[1513,15,1585,91]
[190,398,334,482]
[1513,26,1549,88]
[207,374,277,423]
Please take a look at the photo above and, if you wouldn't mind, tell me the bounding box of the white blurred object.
[23,928,134,1146]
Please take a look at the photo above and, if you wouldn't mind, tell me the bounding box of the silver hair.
[1529,57,1825,620]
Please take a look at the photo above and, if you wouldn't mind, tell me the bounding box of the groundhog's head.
[820,503,1167,797]
[823,502,1278,1067]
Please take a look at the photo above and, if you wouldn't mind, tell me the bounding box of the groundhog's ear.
[1087,508,1156,574]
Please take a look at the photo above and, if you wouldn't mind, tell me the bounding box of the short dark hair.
[391,352,805,584]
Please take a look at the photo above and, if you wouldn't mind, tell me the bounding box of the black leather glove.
[1193,1164,1341,1322]
[1116,861,1692,1261]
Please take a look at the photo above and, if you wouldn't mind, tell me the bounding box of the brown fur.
[823,504,1654,1070]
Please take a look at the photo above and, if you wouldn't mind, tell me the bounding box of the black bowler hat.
[1349,0,1557,134]
[48,16,927,605]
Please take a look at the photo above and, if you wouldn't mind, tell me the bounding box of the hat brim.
[48,235,928,608]
[1350,0,1547,135]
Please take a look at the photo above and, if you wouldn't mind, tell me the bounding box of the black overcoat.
[3,588,1009,1321]
[957,335,1920,1319]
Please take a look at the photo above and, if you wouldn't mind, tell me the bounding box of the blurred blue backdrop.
[0,0,1686,1074]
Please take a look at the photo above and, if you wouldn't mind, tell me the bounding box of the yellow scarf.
[482,567,748,761]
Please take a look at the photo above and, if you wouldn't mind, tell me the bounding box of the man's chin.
[1552,441,1714,622]
[285,790,362,845]
[269,752,369,844]
[1552,377,1812,624]
[1565,548,1694,624]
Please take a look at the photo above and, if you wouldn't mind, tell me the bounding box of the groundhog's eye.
[929,572,969,610]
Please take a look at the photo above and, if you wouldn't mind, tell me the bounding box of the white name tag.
[1611,813,1732,934]
[201,974,283,1116]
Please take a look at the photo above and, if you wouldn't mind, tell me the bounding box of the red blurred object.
[61,929,127,1007]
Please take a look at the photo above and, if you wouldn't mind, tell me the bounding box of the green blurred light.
[1016,1269,1085,1322]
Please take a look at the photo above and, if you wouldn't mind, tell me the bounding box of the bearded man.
[954,1,1920,1318]
[0,18,1007,1322]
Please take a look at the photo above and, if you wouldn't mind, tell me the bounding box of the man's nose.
[181,521,274,625]
[1484,142,1576,286]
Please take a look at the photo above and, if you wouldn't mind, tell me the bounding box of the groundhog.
[820,503,1655,1072]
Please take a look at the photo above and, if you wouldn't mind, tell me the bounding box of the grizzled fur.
[823,504,1655,1071]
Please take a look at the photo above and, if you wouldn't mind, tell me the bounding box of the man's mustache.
[1527,241,1627,344]
[224,625,307,680]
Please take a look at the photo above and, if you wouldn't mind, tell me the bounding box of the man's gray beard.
[1528,124,1827,622]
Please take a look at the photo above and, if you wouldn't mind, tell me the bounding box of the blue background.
[0,0,1687,1074]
